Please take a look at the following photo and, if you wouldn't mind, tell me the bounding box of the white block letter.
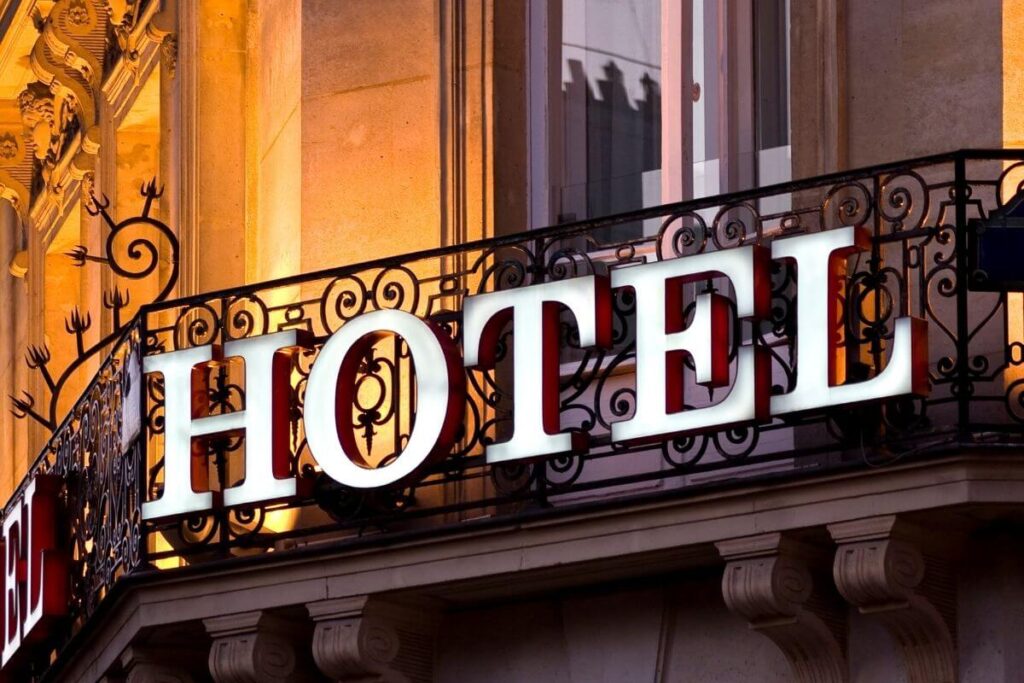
[305,310,465,488]
[1,501,20,667]
[771,227,928,414]
[21,475,66,643]
[142,330,308,520]
[611,247,770,443]
[463,275,612,463]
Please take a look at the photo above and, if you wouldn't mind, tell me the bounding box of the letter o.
[305,309,465,488]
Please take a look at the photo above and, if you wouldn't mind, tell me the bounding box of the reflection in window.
[551,0,791,242]
[560,0,662,241]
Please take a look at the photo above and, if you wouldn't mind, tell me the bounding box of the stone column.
[717,532,847,683]
[829,515,957,683]
[305,595,438,682]
[204,610,322,683]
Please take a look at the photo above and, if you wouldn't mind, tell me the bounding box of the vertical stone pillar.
[204,610,321,683]
[829,515,957,683]
[306,596,438,682]
[717,532,847,683]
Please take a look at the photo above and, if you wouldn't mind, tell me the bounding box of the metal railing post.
[954,153,970,439]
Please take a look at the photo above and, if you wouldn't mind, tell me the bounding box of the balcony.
[7,149,1024,674]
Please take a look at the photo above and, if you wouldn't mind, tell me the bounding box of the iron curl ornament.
[11,178,178,431]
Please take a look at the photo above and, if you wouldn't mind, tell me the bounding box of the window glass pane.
[561,0,662,236]
[754,0,792,216]
[755,0,789,152]
[692,0,720,199]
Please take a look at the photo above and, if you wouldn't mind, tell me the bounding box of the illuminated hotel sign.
[141,225,929,521]
[1,475,68,669]
[0,223,934,672]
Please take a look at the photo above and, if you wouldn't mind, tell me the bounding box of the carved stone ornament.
[828,516,957,683]
[717,533,847,683]
[18,81,56,162]
[161,34,178,78]
[306,596,437,682]
[19,0,108,211]
[204,611,320,683]
[0,132,21,163]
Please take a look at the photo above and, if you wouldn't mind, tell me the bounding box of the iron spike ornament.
[139,228,930,522]
[10,179,178,432]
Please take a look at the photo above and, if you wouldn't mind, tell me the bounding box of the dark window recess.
[755,0,789,151]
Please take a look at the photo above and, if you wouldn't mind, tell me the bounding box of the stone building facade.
[0,1,1020,682]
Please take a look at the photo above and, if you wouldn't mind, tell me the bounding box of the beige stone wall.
[250,0,302,286]
[793,0,1003,180]
[193,0,248,293]
[844,0,1002,168]
[437,577,793,682]
[299,0,443,272]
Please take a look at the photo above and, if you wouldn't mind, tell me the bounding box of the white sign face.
[140,231,930,521]
[305,309,464,489]
[610,246,770,444]
[462,275,611,463]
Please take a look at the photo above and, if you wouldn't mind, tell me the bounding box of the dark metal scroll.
[11,179,177,431]
[3,323,143,678]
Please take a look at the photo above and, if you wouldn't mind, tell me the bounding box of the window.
[531,0,792,239]
[559,0,663,234]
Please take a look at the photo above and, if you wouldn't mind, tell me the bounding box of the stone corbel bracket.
[717,532,848,683]
[829,515,957,683]
[306,595,438,683]
[204,611,321,683]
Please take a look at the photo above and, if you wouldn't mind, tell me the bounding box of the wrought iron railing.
[5,320,144,676]
[138,150,1024,563]
[7,149,1024,676]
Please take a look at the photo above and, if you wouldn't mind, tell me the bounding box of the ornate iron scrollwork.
[7,152,1024,678]
[11,179,178,431]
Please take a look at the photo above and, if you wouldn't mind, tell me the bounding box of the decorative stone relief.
[306,596,438,683]
[717,533,848,683]
[829,516,957,683]
[22,0,109,211]
[161,34,178,79]
[0,121,33,215]
[109,0,175,85]
[204,611,321,683]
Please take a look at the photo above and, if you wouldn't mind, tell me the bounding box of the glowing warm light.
[150,532,180,570]
[1004,0,1024,391]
